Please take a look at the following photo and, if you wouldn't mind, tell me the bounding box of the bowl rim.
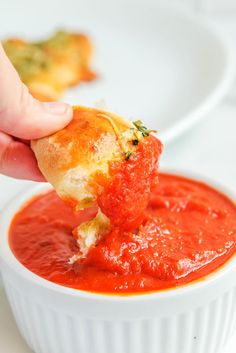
[1,168,236,303]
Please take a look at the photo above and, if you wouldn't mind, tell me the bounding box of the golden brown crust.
[3,31,95,101]
[31,106,137,208]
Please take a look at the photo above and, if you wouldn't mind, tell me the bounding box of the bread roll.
[32,106,142,209]
[3,31,95,101]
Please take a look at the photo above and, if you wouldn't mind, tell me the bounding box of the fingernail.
[42,102,70,115]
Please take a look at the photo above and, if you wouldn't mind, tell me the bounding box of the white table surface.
[1,11,236,353]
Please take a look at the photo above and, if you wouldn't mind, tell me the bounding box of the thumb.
[0,42,72,140]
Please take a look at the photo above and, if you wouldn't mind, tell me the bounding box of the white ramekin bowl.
[1,172,236,353]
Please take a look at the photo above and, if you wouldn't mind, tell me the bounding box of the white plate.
[0,286,235,353]
[0,0,235,144]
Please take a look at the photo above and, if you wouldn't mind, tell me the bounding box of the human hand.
[0,42,73,181]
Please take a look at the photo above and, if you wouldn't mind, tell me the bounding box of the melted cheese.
[69,208,110,262]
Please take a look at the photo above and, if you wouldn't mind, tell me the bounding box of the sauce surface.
[9,174,236,294]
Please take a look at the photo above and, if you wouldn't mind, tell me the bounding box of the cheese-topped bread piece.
[3,31,95,101]
[32,106,162,257]
[32,106,140,208]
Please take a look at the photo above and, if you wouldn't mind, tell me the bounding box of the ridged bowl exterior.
[2,270,236,353]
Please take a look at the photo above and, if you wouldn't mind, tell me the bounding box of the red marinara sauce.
[9,174,236,294]
[97,135,162,231]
